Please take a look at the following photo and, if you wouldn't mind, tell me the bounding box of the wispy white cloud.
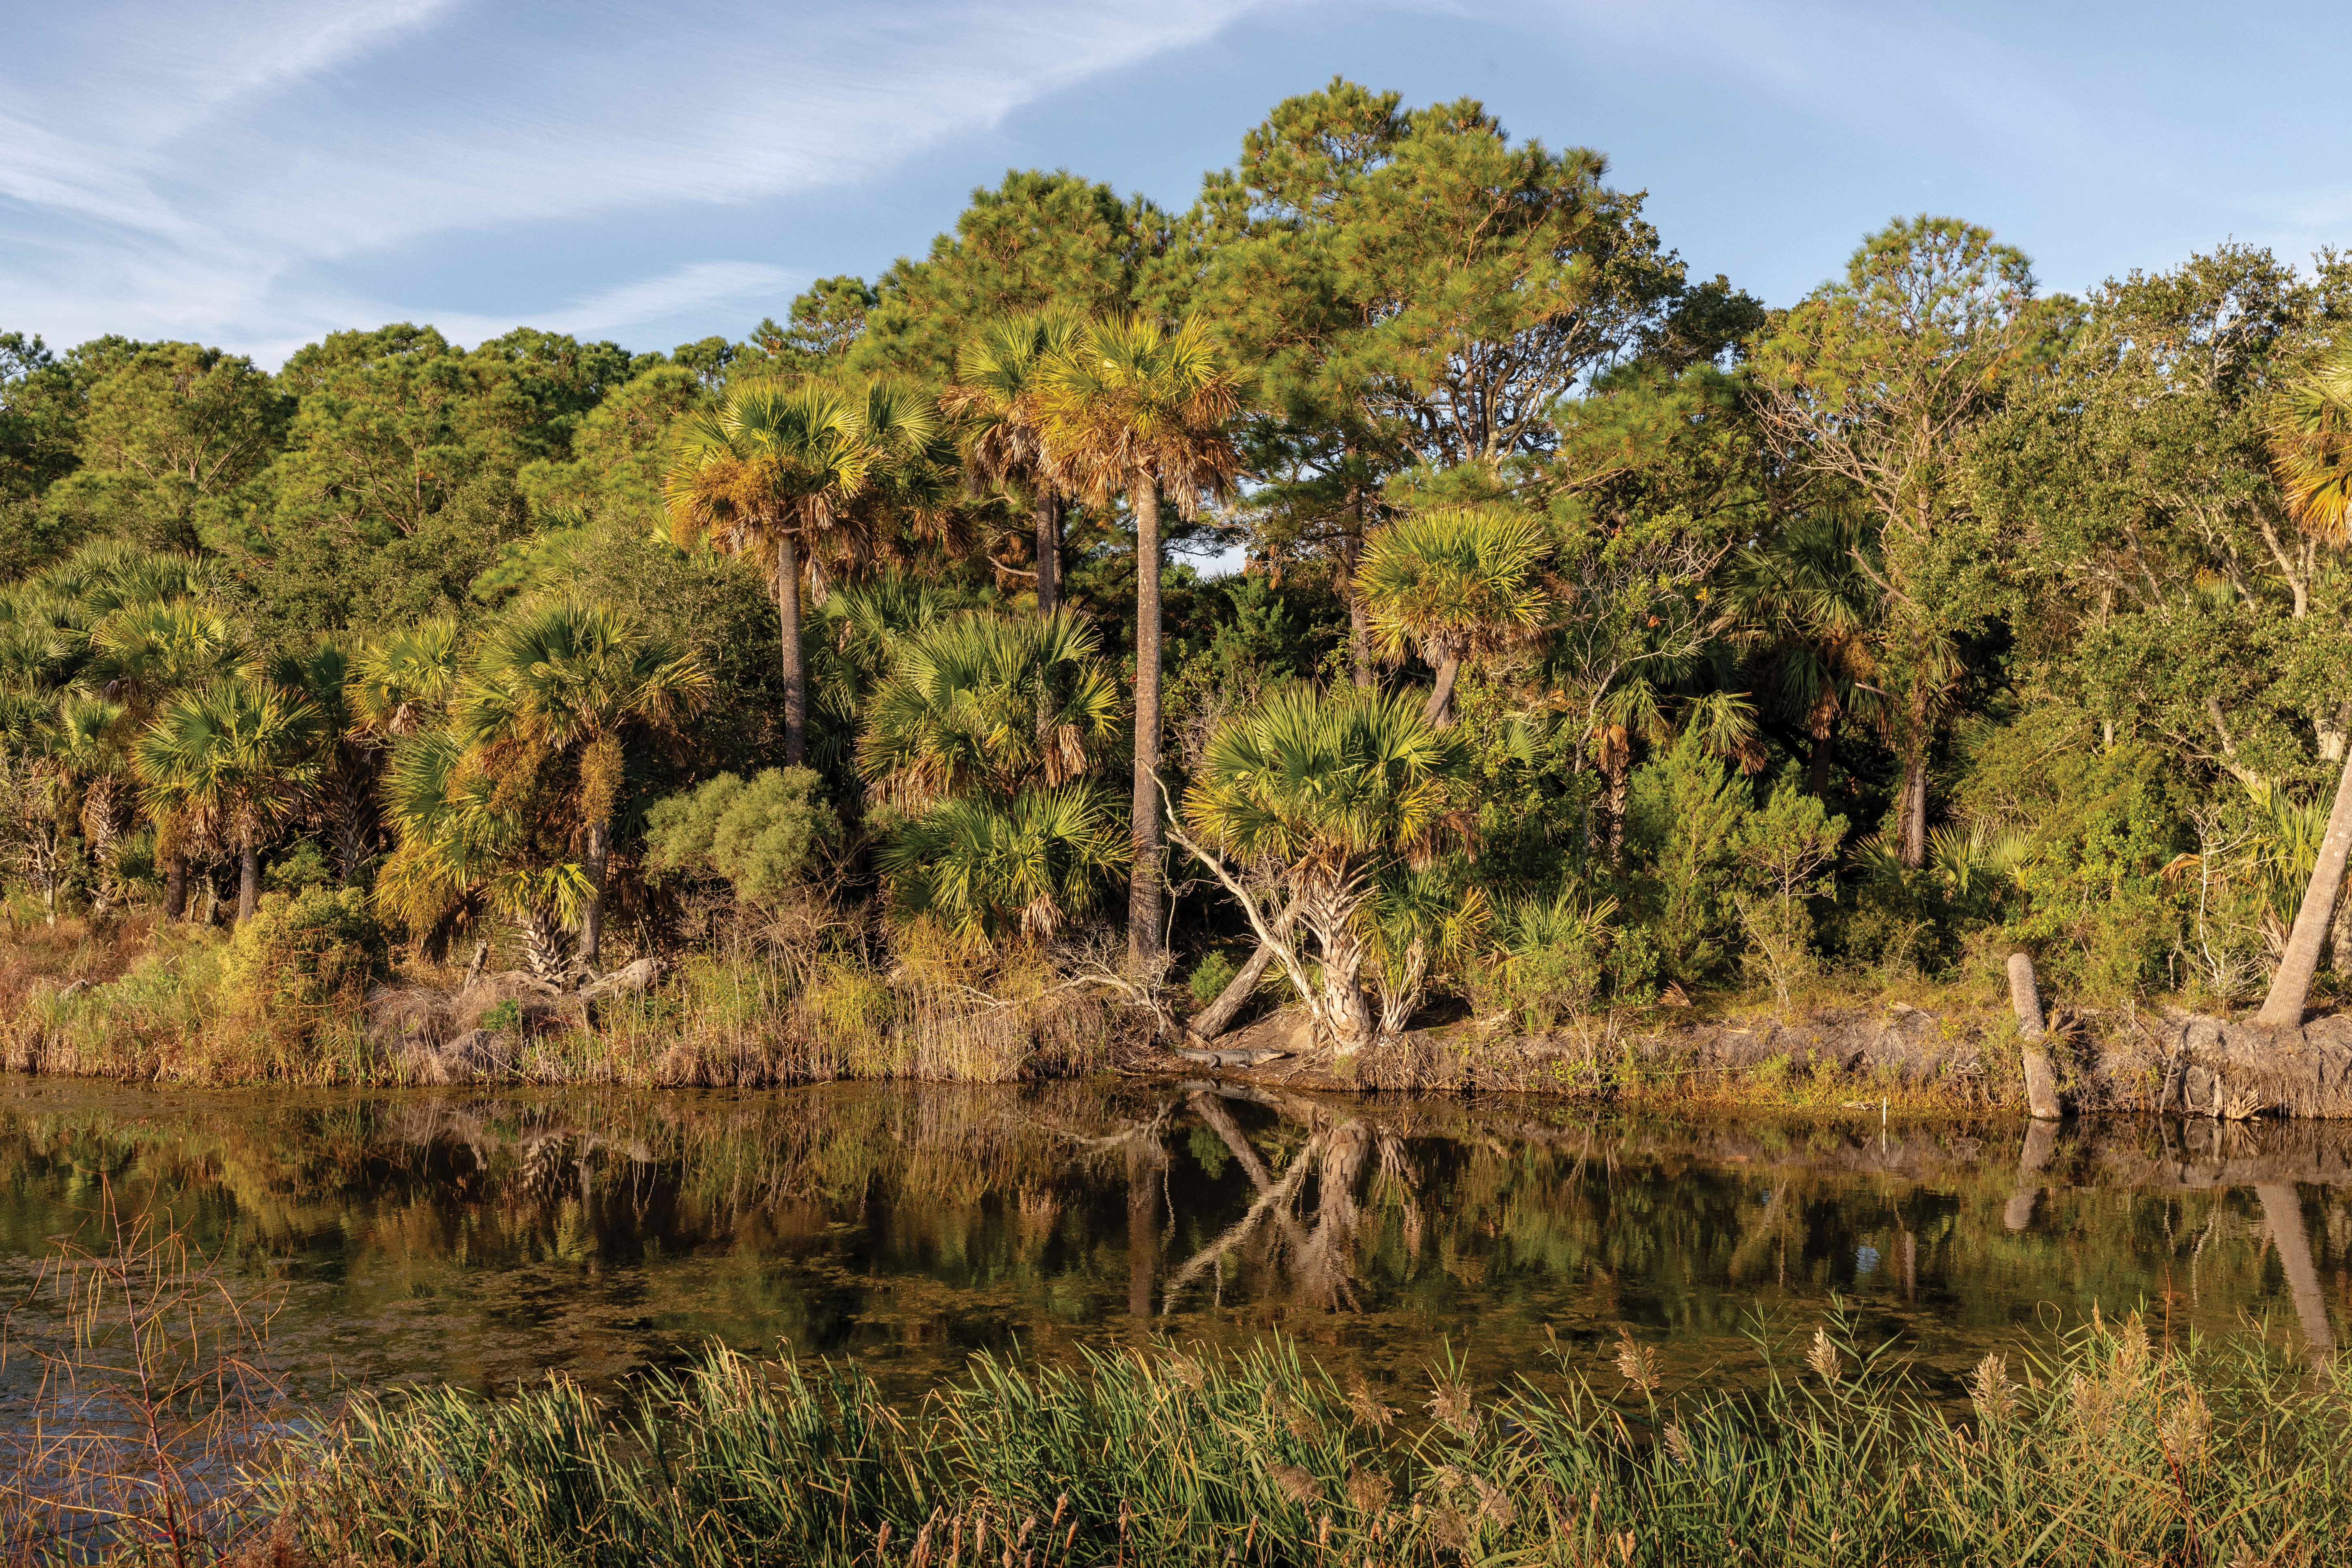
[0,0,1271,357]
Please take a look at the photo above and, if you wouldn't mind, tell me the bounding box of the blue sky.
[4,0,2346,367]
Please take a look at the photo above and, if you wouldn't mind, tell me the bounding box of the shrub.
[1187,950,1238,1005]
[644,768,840,908]
[217,888,392,1061]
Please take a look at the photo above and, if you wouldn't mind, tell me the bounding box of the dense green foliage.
[288,1326,2351,1567]
[10,77,2352,1050]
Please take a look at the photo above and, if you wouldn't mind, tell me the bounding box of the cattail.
[1807,1327,1842,1383]
[1616,1329,1663,1395]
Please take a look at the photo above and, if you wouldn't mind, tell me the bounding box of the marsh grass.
[268,1314,2352,1568]
[0,1187,289,1566]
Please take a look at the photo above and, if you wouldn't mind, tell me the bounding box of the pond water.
[0,1076,2343,1410]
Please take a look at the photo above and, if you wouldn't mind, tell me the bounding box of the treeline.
[6,77,2352,1069]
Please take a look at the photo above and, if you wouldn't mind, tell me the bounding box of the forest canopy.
[9,76,2352,1067]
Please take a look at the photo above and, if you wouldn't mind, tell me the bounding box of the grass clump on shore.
[271,1321,2351,1568]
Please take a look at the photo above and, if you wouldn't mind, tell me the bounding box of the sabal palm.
[668,381,931,771]
[1724,510,1884,797]
[1037,313,1247,968]
[375,727,590,980]
[348,618,463,740]
[265,637,384,884]
[458,603,711,969]
[1356,504,1551,726]
[945,311,1087,616]
[857,610,1122,807]
[1181,686,1468,1059]
[878,785,1129,944]
[665,378,874,766]
[133,678,322,924]
[2255,347,2352,1027]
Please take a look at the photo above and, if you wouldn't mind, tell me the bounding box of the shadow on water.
[0,1075,2343,1408]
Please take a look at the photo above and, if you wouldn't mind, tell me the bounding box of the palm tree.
[348,618,463,740]
[944,311,1087,617]
[1723,510,1885,798]
[1356,504,1552,727]
[878,786,1130,944]
[457,603,711,972]
[664,379,876,767]
[265,637,383,884]
[374,727,590,981]
[1175,686,1468,1063]
[2256,349,2352,1027]
[1036,314,1247,968]
[857,610,1122,807]
[133,678,322,925]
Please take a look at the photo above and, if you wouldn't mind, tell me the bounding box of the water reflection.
[0,1077,2342,1406]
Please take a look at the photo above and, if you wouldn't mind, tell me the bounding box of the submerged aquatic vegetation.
[262,1319,2352,1568]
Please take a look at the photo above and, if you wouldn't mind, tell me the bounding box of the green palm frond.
[1357,504,1552,665]
[1035,313,1246,516]
[879,785,1130,942]
[131,677,322,853]
[349,618,462,737]
[857,609,1121,805]
[1184,685,1470,882]
[2269,351,2352,542]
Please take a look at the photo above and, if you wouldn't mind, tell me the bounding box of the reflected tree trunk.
[1127,1138,1161,1318]
[2003,1119,2059,1232]
[2256,1183,2336,1357]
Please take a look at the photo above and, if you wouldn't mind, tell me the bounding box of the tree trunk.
[236,844,260,925]
[2255,1183,2337,1357]
[1420,654,1461,728]
[2007,951,2061,1121]
[1317,923,1377,1064]
[1807,725,1836,799]
[1191,940,1277,1040]
[579,818,610,974]
[777,535,807,769]
[1035,492,1061,619]
[164,853,188,923]
[1128,481,1165,971]
[1898,755,1929,870]
[520,904,571,983]
[2256,742,2352,1027]
[1126,1139,1159,1319]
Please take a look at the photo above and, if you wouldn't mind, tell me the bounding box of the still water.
[0,1076,2343,1406]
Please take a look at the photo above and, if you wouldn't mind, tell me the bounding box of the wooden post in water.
[2007,952,2063,1121]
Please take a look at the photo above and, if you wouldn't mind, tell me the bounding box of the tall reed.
[279,1315,2352,1568]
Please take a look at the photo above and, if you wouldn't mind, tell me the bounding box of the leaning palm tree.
[457,603,711,972]
[133,678,322,925]
[664,379,876,767]
[1356,504,1552,727]
[945,311,1087,616]
[1036,314,1247,968]
[2255,348,2352,1028]
[1173,686,1469,1063]
[857,610,1123,808]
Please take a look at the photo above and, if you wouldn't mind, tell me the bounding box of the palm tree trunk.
[1420,654,1461,727]
[521,903,570,983]
[579,819,610,974]
[2255,1184,2337,1356]
[2256,742,2352,1027]
[777,535,807,768]
[1035,492,1061,619]
[1191,940,1277,1039]
[236,844,260,925]
[164,853,188,923]
[1898,756,1929,870]
[1808,723,1836,798]
[1128,480,1165,971]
